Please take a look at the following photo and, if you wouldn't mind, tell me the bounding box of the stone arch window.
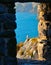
[15,2,38,43]
[0,0,51,65]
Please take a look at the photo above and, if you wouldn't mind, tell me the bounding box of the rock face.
[0,3,17,65]
[17,42,23,52]
[38,3,51,60]
[17,3,51,61]
[17,38,38,60]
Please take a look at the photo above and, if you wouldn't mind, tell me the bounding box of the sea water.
[15,12,38,43]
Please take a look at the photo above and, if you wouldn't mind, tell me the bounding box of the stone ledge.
[0,56,17,65]
[0,0,51,3]
[17,58,51,65]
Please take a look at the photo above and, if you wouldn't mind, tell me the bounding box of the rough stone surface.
[0,31,16,38]
[17,58,51,65]
[0,13,16,22]
[0,4,8,13]
[3,21,17,30]
[17,3,51,64]
[38,3,51,60]
[0,56,17,65]
[0,3,17,65]
[0,0,51,3]
[7,38,17,57]
[0,38,5,56]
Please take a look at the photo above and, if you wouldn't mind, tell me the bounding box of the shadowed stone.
[4,57,17,65]
[0,13,16,23]
[0,4,8,14]
[0,0,51,3]
[43,46,51,60]
[45,23,50,27]
[4,3,15,13]
[0,1,51,65]
[38,3,51,61]
[0,31,15,38]
[0,38,5,56]
[0,2,17,65]
[48,29,51,37]
[0,23,1,30]
[16,0,51,2]
[3,21,17,30]
[43,13,51,21]
[17,58,51,65]
[0,56,17,65]
[7,38,17,57]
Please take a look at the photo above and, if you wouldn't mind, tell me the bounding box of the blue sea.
[15,12,38,43]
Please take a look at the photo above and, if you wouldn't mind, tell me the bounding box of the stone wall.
[17,58,51,65]
[38,3,51,60]
[0,3,17,65]
[0,1,51,65]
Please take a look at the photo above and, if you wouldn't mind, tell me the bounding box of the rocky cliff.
[17,3,51,61]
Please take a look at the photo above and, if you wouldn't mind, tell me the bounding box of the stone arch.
[0,0,51,65]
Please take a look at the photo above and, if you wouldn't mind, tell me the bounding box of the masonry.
[0,1,17,65]
[0,0,51,65]
[16,1,51,65]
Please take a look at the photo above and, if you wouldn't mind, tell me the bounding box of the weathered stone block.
[0,0,15,3]
[0,38,5,56]
[0,2,17,65]
[0,4,8,13]
[4,3,15,13]
[38,20,48,33]
[48,29,51,37]
[3,21,16,30]
[4,56,17,65]
[43,13,51,21]
[38,3,51,60]
[7,38,17,57]
[0,31,15,38]
[0,0,51,3]
[45,22,50,27]
[43,45,51,60]
[0,56,17,65]
[0,23,1,31]
[0,13,16,22]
